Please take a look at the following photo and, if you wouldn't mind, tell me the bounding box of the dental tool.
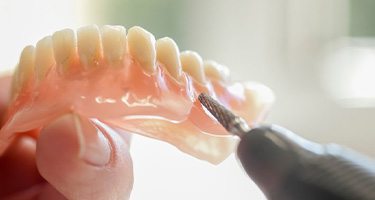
[198,93,375,200]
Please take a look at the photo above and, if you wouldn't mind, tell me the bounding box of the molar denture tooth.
[101,25,127,65]
[180,51,206,84]
[35,36,55,81]
[14,46,35,94]
[156,37,182,80]
[77,25,103,69]
[52,28,78,75]
[243,82,275,120]
[203,60,230,82]
[127,26,156,74]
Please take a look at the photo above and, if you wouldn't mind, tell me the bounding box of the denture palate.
[0,25,274,164]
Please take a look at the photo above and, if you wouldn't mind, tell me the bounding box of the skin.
[0,75,134,200]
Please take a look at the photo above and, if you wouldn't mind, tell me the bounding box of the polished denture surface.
[0,25,274,164]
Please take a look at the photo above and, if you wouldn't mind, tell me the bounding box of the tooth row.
[127,26,156,75]
[101,25,127,65]
[203,60,230,82]
[14,25,231,94]
[13,45,35,97]
[243,82,275,121]
[35,36,55,81]
[156,37,182,80]
[77,25,103,69]
[52,28,78,74]
[180,51,206,84]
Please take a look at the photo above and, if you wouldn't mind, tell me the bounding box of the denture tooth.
[243,82,274,121]
[127,26,156,74]
[101,25,127,66]
[14,46,35,94]
[180,51,206,84]
[52,28,78,74]
[203,60,230,82]
[156,37,182,80]
[35,36,55,81]
[77,25,103,68]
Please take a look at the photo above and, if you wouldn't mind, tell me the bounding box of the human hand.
[0,75,133,199]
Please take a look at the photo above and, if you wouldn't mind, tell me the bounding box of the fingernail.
[73,115,111,166]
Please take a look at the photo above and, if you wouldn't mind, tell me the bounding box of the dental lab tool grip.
[198,93,375,200]
[237,125,375,200]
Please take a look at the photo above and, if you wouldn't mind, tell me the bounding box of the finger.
[2,182,67,200]
[36,114,134,200]
[0,135,44,197]
[36,184,67,200]
[0,75,12,124]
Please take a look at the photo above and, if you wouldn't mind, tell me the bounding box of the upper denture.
[1,25,274,164]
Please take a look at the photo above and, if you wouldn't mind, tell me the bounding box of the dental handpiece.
[198,93,375,200]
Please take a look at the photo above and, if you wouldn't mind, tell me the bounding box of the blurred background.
[1,0,375,199]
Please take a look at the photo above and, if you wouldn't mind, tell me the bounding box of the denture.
[0,25,274,164]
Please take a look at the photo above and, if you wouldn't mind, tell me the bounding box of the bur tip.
[198,93,235,131]
[198,93,251,137]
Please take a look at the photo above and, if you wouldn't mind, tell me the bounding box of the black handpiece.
[237,125,375,200]
[198,93,375,200]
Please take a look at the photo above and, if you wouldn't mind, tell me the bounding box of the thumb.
[36,114,133,200]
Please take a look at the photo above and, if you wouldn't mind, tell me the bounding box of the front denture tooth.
[156,37,182,80]
[180,51,206,84]
[52,29,78,74]
[35,36,55,81]
[13,46,35,96]
[203,60,230,82]
[101,25,127,66]
[127,26,156,74]
[77,25,103,69]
